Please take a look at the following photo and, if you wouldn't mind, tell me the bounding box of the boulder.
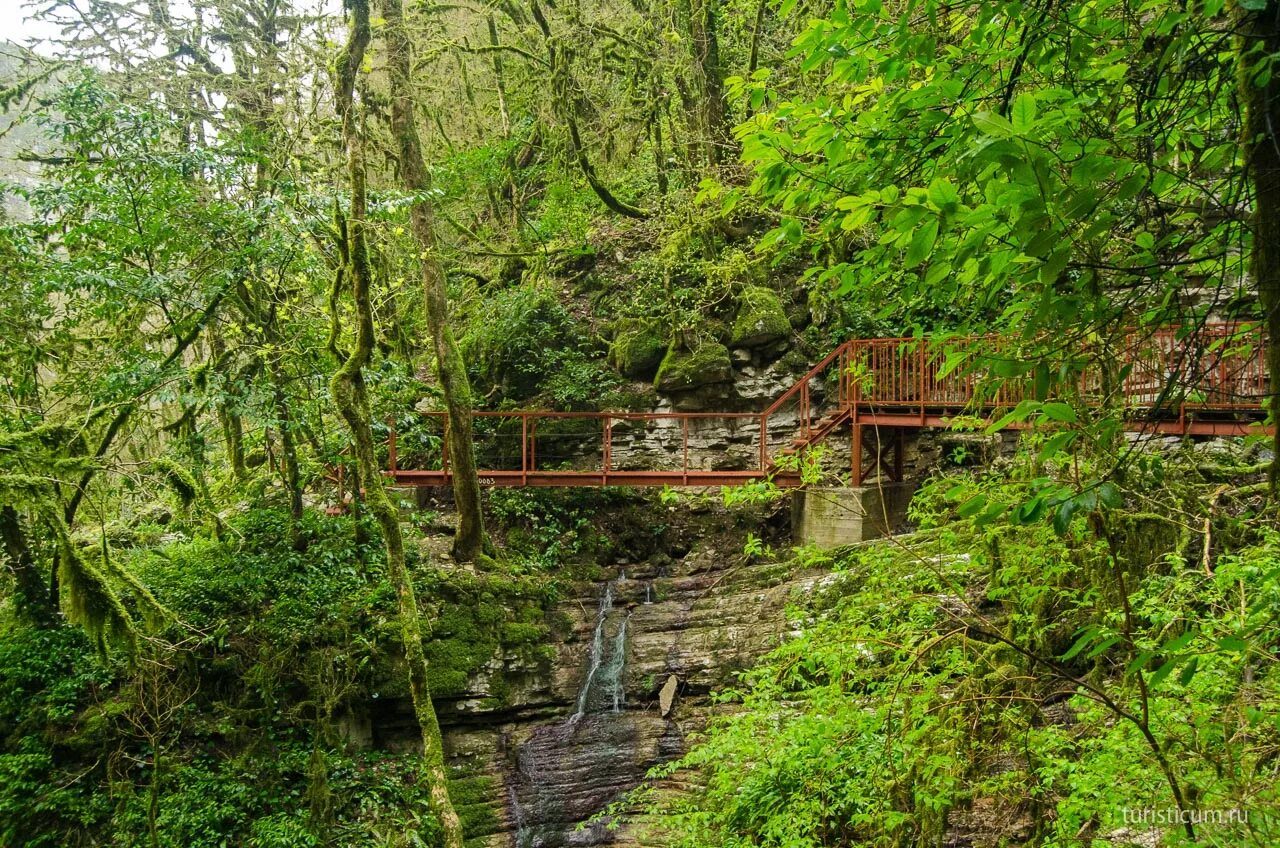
[654,341,733,393]
[730,286,791,349]
[659,674,679,717]
[608,319,667,379]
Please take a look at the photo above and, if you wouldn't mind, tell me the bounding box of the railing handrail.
[760,339,855,418]
[408,410,763,420]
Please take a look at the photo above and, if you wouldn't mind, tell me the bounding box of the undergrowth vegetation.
[635,443,1280,848]
[0,509,553,847]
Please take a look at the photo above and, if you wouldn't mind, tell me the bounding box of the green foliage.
[0,508,556,847]
[488,487,635,575]
[0,627,113,847]
[644,444,1280,846]
[729,0,1258,356]
[460,284,620,408]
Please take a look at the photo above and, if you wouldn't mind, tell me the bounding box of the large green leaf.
[1011,93,1037,133]
[905,218,939,268]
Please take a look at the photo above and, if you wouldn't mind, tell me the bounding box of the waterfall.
[507,782,532,848]
[572,580,630,719]
[605,612,630,712]
[507,578,636,846]
[574,583,614,718]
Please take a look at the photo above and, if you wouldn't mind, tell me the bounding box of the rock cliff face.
[486,522,830,847]
[365,499,816,846]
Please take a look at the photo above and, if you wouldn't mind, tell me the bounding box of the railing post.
[919,340,926,424]
[760,414,768,471]
[682,417,689,484]
[851,423,861,486]
[604,417,612,481]
[521,413,528,485]
[387,417,397,474]
[1219,335,1229,406]
[840,343,849,408]
[800,380,809,436]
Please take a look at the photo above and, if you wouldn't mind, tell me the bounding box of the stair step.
[779,448,798,456]
[790,438,808,446]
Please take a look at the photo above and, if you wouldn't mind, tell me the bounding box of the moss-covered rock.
[608,319,667,379]
[654,341,733,392]
[731,286,791,349]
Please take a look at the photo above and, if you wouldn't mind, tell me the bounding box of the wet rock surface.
[364,501,815,847]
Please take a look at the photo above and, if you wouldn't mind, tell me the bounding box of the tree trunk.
[209,327,248,480]
[1237,1,1280,492]
[332,5,466,847]
[0,505,56,625]
[381,0,489,562]
[688,0,727,165]
[270,358,305,546]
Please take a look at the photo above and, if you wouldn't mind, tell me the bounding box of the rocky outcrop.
[730,286,791,352]
[654,341,733,392]
[356,501,817,847]
[608,319,666,380]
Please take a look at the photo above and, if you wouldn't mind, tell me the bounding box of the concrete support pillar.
[791,483,916,547]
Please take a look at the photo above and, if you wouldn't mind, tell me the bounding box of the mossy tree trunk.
[688,0,727,166]
[263,308,306,548]
[1237,0,1280,493]
[380,0,489,562]
[209,325,249,480]
[332,5,465,846]
[0,505,55,626]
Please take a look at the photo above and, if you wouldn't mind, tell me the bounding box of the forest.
[1,0,1279,846]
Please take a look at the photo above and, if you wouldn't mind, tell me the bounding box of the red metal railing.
[387,410,769,487]
[844,323,1268,418]
[384,323,1270,488]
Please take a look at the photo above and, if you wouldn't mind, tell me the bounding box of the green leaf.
[1162,630,1197,653]
[905,218,939,268]
[974,502,1008,526]
[1011,93,1037,133]
[1053,499,1078,535]
[1178,656,1200,686]
[1148,658,1178,688]
[1125,651,1154,677]
[1216,634,1248,653]
[985,399,1040,434]
[1062,626,1100,661]
[1087,636,1121,659]
[972,111,1013,137]
[1096,482,1122,509]
[1013,496,1046,524]
[926,177,960,211]
[957,494,987,518]
[1037,431,1077,460]
[1041,402,1076,423]
[1039,247,1070,284]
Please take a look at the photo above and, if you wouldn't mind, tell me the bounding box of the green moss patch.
[608,318,667,379]
[654,341,733,392]
[730,286,791,349]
